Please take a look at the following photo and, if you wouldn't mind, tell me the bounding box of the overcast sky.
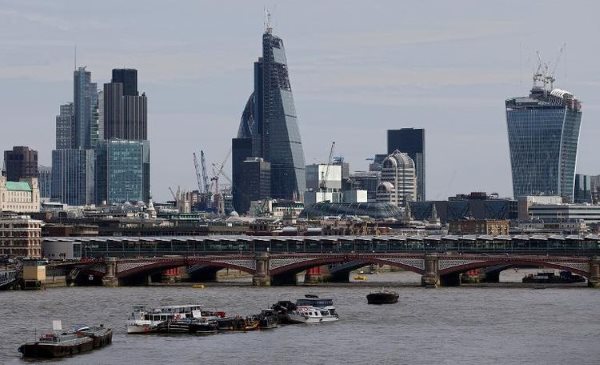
[0,0,599,202]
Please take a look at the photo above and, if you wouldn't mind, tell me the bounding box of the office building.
[376,151,416,207]
[51,149,95,206]
[505,72,582,201]
[95,139,149,204]
[103,69,147,140]
[236,158,271,214]
[0,176,40,213]
[528,204,600,224]
[38,165,52,199]
[0,214,42,258]
[74,67,99,149]
[56,103,74,149]
[232,138,253,212]
[4,146,38,182]
[233,19,306,202]
[574,174,592,203]
[305,164,342,192]
[349,171,380,202]
[387,128,425,201]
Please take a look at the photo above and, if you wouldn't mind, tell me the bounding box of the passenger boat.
[19,322,112,358]
[522,271,586,284]
[287,306,339,324]
[127,305,224,334]
[366,290,399,304]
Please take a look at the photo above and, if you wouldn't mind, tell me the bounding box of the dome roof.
[377,181,395,192]
[383,150,415,169]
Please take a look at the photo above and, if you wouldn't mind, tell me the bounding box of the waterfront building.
[0,214,42,258]
[376,151,416,207]
[51,149,95,206]
[448,219,510,235]
[233,19,306,202]
[574,174,592,203]
[236,158,271,214]
[95,139,150,204]
[505,73,582,201]
[387,128,425,201]
[38,165,52,199]
[0,177,40,213]
[4,146,38,182]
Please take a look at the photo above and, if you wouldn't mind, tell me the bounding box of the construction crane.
[200,150,210,196]
[168,187,177,201]
[210,148,232,197]
[320,141,336,192]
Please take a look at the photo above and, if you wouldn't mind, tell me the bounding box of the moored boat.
[154,318,219,334]
[18,322,112,358]
[522,271,586,284]
[287,306,339,324]
[367,290,399,304]
[127,304,224,334]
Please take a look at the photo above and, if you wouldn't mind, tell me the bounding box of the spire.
[264,8,272,34]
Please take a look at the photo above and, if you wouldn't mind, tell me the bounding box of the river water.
[1,271,599,365]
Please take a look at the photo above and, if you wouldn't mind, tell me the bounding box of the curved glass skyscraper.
[505,80,582,202]
[234,23,306,203]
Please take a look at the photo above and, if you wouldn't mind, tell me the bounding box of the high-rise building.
[56,103,74,149]
[51,149,95,206]
[236,157,271,214]
[73,67,98,149]
[232,138,253,212]
[95,139,149,204]
[4,146,38,182]
[574,174,592,203]
[233,20,305,202]
[38,165,52,199]
[376,150,416,207]
[506,73,582,202]
[387,128,425,201]
[103,69,147,140]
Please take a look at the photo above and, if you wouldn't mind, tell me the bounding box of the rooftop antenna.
[264,7,272,33]
[74,45,77,70]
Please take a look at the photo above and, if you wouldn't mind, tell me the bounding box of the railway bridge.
[42,233,600,287]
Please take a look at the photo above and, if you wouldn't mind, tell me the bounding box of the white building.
[518,195,563,220]
[376,151,416,207]
[305,164,342,191]
[0,177,41,213]
[528,203,600,224]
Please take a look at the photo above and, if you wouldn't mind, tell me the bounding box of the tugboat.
[366,289,399,304]
[18,321,112,358]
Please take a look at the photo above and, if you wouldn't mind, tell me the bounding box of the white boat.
[295,296,339,319]
[127,305,221,334]
[287,306,339,324]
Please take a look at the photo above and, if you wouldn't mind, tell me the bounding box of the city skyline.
[1,1,599,201]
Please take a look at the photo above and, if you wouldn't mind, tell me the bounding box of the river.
[1,271,599,365]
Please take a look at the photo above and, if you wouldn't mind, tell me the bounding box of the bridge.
[43,234,600,287]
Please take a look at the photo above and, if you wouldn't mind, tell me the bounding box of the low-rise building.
[0,214,42,258]
[528,203,600,224]
[0,177,41,213]
[449,219,510,235]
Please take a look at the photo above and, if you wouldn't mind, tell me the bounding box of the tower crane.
[193,153,203,193]
[320,141,336,192]
[200,150,210,196]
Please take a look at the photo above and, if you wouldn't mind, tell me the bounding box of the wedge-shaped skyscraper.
[234,21,306,205]
[505,73,582,202]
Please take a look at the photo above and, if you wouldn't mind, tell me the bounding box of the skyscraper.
[233,19,306,203]
[73,67,99,149]
[56,103,74,149]
[236,157,271,214]
[4,146,38,182]
[505,72,582,201]
[103,69,147,140]
[387,128,425,201]
[51,149,95,205]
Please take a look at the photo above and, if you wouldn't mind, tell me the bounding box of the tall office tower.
[387,128,425,201]
[56,103,74,149]
[51,69,97,206]
[4,146,38,182]
[95,139,149,204]
[234,19,305,202]
[38,165,52,199]
[506,71,582,202]
[376,150,416,207]
[232,137,253,212]
[73,67,98,149]
[103,69,147,140]
[236,158,271,214]
[574,174,592,203]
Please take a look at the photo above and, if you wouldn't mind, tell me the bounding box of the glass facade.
[95,139,149,204]
[51,149,95,205]
[234,27,306,203]
[506,87,582,201]
[301,202,404,220]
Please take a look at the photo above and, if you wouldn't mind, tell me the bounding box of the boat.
[522,271,586,284]
[19,322,112,358]
[256,309,279,329]
[367,290,399,304]
[191,284,205,289]
[287,306,339,324]
[216,317,259,332]
[271,301,297,324]
[353,275,368,281]
[127,305,224,334]
[154,318,219,334]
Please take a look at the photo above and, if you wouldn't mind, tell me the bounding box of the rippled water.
[1,272,599,365]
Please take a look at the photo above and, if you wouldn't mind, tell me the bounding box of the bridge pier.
[102,257,119,287]
[252,252,271,287]
[589,256,600,288]
[421,254,440,288]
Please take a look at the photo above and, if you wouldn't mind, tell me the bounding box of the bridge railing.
[76,237,600,258]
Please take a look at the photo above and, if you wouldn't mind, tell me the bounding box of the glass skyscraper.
[234,22,306,201]
[506,81,582,201]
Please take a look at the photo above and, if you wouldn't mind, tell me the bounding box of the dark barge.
[367,290,399,305]
[19,324,112,358]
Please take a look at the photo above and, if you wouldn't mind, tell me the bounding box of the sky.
[0,0,599,202]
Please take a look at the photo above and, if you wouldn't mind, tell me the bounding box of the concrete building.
[0,214,42,258]
[305,164,342,192]
[376,150,416,207]
[387,128,425,201]
[517,195,563,221]
[0,177,40,213]
[448,219,510,235]
[4,146,38,182]
[528,204,600,224]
